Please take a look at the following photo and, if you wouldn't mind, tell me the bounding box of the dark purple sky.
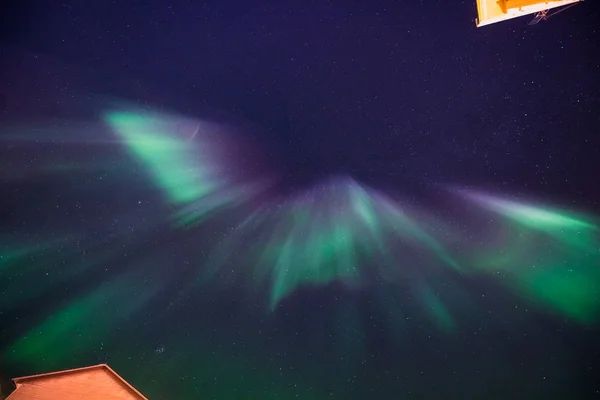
[2,0,599,201]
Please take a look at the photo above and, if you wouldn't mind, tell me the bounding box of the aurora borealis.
[2,107,599,399]
[104,109,266,227]
[1,1,599,399]
[457,188,600,324]
[204,176,461,310]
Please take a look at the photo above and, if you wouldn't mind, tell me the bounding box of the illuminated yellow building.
[475,0,582,27]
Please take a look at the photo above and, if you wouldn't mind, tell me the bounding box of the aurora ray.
[4,264,166,371]
[460,189,596,231]
[205,177,458,309]
[457,189,600,323]
[104,110,263,226]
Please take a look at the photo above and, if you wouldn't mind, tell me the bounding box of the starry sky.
[1,1,600,399]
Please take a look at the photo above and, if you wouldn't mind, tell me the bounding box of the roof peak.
[11,364,147,399]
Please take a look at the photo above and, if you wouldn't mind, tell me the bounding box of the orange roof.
[7,364,147,400]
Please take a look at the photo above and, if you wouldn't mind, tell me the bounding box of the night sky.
[1,1,600,399]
